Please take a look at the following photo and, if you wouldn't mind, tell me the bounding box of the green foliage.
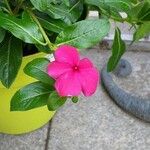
[0,11,45,45]
[133,22,150,41]
[0,28,5,43]
[47,91,67,111]
[0,35,22,88]
[11,81,54,111]
[24,58,54,85]
[0,0,149,112]
[107,27,126,72]
[31,0,83,24]
[71,97,78,103]
[56,19,110,49]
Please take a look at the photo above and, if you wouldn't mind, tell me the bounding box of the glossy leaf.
[11,81,53,111]
[56,19,110,49]
[107,27,126,72]
[24,58,55,85]
[0,11,44,45]
[47,91,67,111]
[133,22,150,41]
[0,36,22,88]
[0,28,5,43]
[32,0,83,24]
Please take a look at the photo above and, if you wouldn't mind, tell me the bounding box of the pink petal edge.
[78,68,100,97]
[54,45,80,65]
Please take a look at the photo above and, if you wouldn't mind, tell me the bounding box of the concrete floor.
[0,47,150,150]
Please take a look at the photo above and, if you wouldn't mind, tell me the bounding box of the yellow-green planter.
[0,53,55,135]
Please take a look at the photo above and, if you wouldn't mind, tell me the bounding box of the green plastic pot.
[0,53,55,135]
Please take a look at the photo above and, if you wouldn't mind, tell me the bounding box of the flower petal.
[79,68,99,96]
[55,71,81,96]
[79,58,93,69]
[47,61,72,79]
[54,45,80,65]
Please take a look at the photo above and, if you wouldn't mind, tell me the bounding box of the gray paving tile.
[0,124,49,150]
[48,49,150,150]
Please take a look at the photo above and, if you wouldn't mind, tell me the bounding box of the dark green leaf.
[0,28,5,43]
[0,36,22,88]
[0,11,44,45]
[32,0,83,24]
[47,91,67,111]
[37,15,67,33]
[107,27,126,72]
[72,96,78,103]
[11,81,53,111]
[24,58,54,85]
[56,19,110,49]
[30,0,53,11]
[133,22,150,41]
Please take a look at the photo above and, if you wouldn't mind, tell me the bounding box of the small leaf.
[47,91,67,111]
[0,11,44,45]
[107,27,126,72]
[0,35,22,88]
[56,19,110,49]
[0,28,5,43]
[133,22,150,41]
[24,58,54,85]
[11,81,53,111]
[71,97,78,103]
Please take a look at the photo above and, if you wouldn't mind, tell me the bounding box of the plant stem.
[28,10,57,51]
[4,0,13,15]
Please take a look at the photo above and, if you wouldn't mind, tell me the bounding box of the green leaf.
[128,1,150,22]
[47,91,67,111]
[0,28,5,43]
[71,96,78,103]
[0,11,44,45]
[63,0,70,6]
[24,58,54,85]
[107,27,126,72]
[0,36,22,88]
[85,0,132,14]
[30,0,53,11]
[133,22,150,41]
[11,81,53,111]
[137,1,150,21]
[37,14,67,33]
[32,0,83,24]
[56,19,110,49]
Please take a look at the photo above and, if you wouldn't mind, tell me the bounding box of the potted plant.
[0,0,149,134]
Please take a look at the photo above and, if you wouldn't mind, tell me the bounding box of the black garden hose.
[101,59,150,122]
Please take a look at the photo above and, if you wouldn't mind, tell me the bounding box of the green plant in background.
[0,0,149,111]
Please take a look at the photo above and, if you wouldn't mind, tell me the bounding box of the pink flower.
[47,45,99,97]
